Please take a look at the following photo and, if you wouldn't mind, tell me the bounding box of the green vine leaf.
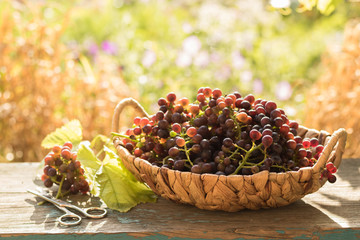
[77,141,102,196]
[95,147,157,212]
[317,0,339,16]
[91,134,115,153]
[41,120,83,150]
[77,142,157,212]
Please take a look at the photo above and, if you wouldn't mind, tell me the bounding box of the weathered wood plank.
[0,160,359,239]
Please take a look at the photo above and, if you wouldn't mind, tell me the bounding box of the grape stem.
[55,175,65,199]
[162,156,170,165]
[231,142,263,175]
[96,149,104,158]
[229,147,242,160]
[183,143,193,166]
[256,156,267,166]
[272,164,290,171]
[234,144,247,152]
[111,132,135,140]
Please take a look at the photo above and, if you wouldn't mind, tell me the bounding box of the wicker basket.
[112,98,347,212]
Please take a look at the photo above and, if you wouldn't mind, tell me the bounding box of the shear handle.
[66,205,107,219]
[57,210,82,226]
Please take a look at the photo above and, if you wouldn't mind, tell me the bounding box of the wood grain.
[0,160,359,239]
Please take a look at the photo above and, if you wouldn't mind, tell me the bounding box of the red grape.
[186,127,197,137]
[134,148,143,157]
[279,124,290,135]
[289,121,299,129]
[327,174,337,183]
[286,139,297,150]
[134,117,141,125]
[262,135,273,148]
[44,155,53,165]
[158,98,167,106]
[63,141,73,150]
[316,145,324,153]
[178,97,190,106]
[235,98,243,108]
[326,162,337,174]
[212,88,222,99]
[203,87,212,97]
[168,147,180,157]
[224,97,233,107]
[61,149,71,160]
[133,127,142,135]
[303,139,310,148]
[262,129,273,137]
[140,117,150,127]
[197,93,206,102]
[236,112,248,123]
[176,137,186,147]
[167,92,177,102]
[310,138,319,147]
[189,104,200,115]
[249,129,261,141]
[265,101,277,113]
[244,94,255,104]
[52,145,61,155]
[172,123,182,133]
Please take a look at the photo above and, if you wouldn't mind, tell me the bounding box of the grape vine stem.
[183,143,193,166]
[232,142,263,175]
[55,175,65,199]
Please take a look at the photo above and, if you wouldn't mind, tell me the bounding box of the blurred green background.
[1,0,359,162]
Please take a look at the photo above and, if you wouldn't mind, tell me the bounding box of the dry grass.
[0,2,135,162]
[304,19,360,158]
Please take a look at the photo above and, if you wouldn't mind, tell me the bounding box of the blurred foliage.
[0,1,133,162]
[1,0,360,161]
[62,0,360,114]
[304,19,360,158]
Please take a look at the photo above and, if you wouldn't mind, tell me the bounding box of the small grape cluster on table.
[41,142,90,198]
[117,87,337,182]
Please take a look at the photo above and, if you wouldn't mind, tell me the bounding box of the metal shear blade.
[27,189,107,226]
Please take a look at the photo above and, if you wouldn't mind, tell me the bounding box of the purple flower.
[182,36,202,56]
[176,52,192,67]
[253,79,263,94]
[215,65,232,82]
[232,51,245,69]
[88,43,99,56]
[182,23,193,34]
[194,51,210,67]
[241,70,253,83]
[101,40,117,55]
[142,50,157,68]
[210,52,221,63]
[276,81,292,100]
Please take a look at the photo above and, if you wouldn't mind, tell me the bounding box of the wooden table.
[0,160,359,240]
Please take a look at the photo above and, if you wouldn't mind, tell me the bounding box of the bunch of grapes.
[41,142,89,198]
[321,162,337,183]
[117,87,337,183]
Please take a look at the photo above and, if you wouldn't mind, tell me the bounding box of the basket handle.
[111,98,150,133]
[313,128,347,172]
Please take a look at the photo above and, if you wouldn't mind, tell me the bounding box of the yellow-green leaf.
[96,149,157,212]
[317,0,336,15]
[91,134,115,153]
[77,141,102,196]
[78,142,157,212]
[41,120,82,149]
